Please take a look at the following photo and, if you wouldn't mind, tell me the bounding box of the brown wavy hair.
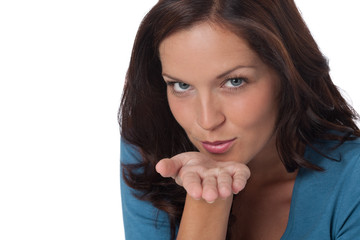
[119,0,360,239]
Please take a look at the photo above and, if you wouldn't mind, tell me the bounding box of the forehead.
[159,22,261,76]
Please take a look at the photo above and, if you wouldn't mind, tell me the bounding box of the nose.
[196,93,225,131]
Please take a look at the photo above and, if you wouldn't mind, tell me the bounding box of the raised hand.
[155,152,251,203]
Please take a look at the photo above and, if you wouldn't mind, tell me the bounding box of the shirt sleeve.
[120,138,172,240]
[336,148,360,239]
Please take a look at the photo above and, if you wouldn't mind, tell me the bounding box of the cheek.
[167,95,192,129]
[229,88,277,131]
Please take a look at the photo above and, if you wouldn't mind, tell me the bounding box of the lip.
[201,138,236,154]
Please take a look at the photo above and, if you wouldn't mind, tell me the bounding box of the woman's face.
[159,22,279,164]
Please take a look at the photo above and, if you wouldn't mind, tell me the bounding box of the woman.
[119,0,360,239]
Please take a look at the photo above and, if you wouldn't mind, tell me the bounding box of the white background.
[0,1,358,240]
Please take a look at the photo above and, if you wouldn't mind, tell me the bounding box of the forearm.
[177,194,233,240]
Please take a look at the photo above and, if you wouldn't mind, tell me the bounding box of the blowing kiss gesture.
[156,151,251,203]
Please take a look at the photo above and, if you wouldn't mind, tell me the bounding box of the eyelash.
[166,81,190,96]
[166,76,248,96]
[222,76,247,91]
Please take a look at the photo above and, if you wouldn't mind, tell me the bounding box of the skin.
[155,21,296,239]
[157,21,280,200]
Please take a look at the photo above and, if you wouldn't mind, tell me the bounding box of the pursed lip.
[201,138,236,154]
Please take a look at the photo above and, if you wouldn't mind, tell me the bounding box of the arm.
[121,139,172,240]
[177,194,233,240]
[336,152,360,239]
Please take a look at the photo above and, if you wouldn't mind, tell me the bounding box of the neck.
[247,136,297,185]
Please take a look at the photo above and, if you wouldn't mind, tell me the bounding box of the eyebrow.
[216,65,255,79]
[162,65,255,82]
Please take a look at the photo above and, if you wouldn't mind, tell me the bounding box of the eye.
[173,82,191,92]
[224,77,246,88]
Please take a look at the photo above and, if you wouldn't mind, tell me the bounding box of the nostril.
[196,94,225,131]
[197,110,226,131]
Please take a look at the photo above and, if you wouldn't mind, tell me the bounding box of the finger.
[155,158,182,178]
[155,152,198,178]
[232,167,251,194]
[181,171,202,200]
[217,170,233,199]
[202,175,218,203]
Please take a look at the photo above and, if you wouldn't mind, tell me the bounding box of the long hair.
[119,0,360,239]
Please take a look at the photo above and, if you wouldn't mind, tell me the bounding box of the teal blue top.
[121,138,360,239]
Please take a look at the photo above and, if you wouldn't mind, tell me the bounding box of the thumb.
[155,157,183,178]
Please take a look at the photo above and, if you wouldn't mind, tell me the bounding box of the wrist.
[176,194,233,240]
